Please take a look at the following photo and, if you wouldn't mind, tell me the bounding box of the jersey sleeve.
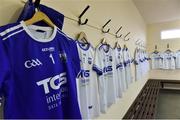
[127,50,133,64]
[93,49,103,76]
[123,50,127,67]
[0,39,10,93]
[134,50,139,65]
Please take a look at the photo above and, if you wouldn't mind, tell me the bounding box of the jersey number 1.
[49,54,55,64]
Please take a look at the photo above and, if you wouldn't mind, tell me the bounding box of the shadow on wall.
[0,0,23,25]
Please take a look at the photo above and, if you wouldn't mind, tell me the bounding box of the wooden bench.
[122,79,178,119]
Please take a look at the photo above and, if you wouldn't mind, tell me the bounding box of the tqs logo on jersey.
[24,59,42,68]
[103,66,113,73]
[79,70,90,78]
[37,72,68,110]
[36,72,67,94]
[42,47,55,52]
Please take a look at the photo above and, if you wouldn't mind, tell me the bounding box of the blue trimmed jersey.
[150,52,163,69]
[0,21,81,119]
[134,48,150,81]
[114,47,126,94]
[134,48,141,81]
[162,52,176,70]
[123,47,133,88]
[175,51,180,69]
[76,41,100,119]
[93,43,116,113]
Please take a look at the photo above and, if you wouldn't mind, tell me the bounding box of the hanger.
[24,9,55,28]
[101,38,108,45]
[77,32,88,44]
[153,45,159,54]
[165,43,171,53]
[114,41,121,49]
[123,44,128,51]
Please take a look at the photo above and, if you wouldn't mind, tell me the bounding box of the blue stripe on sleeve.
[92,65,103,76]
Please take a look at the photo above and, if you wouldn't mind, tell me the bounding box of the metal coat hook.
[115,26,123,38]
[155,45,157,49]
[102,19,111,33]
[124,32,131,41]
[167,43,170,48]
[78,5,90,25]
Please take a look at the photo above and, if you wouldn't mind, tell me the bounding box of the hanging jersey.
[93,43,116,113]
[0,21,81,119]
[123,48,133,88]
[134,48,141,81]
[114,47,126,93]
[162,52,176,70]
[150,52,163,69]
[176,51,180,69]
[76,41,100,119]
[144,51,150,74]
[135,48,150,81]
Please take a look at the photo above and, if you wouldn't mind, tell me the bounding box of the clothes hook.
[102,19,111,33]
[167,43,169,48]
[115,26,123,38]
[78,5,90,25]
[124,32,130,41]
[155,45,157,49]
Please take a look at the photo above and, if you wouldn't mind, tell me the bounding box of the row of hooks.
[27,1,132,41]
[154,44,170,50]
[78,5,131,41]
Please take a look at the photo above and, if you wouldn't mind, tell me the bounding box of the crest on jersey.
[109,56,112,62]
[59,51,67,62]
[88,57,92,64]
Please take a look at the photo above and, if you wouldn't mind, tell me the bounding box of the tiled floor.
[156,89,180,119]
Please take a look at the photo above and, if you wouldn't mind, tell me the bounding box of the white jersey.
[150,52,163,69]
[76,41,100,119]
[114,47,126,94]
[162,51,176,70]
[175,51,180,69]
[123,48,133,88]
[145,52,150,72]
[142,51,147,75]
[93,43,116,113]
[134,48,141,81]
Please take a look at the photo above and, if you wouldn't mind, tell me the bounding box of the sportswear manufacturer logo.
[42,47,55,52]
[24,59,42,68]
[36,72,67,94]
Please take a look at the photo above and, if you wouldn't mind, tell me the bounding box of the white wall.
[0,0,147,118]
